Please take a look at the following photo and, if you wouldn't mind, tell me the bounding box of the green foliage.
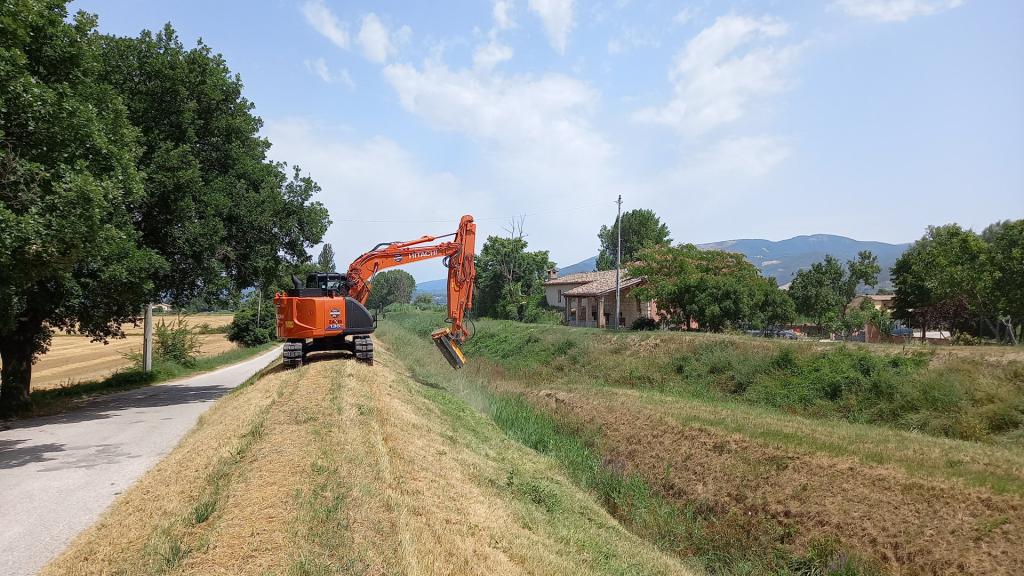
[474,234,554,322]
[631,317,659,331]
[631,244,794,331]
[98,25,330,303]
[398,307,1024,443]
[789,252,879,330]
[0,4,330,411]
[0,1,163,412]
[227,299,278,347]
[316,243,337,272]
[892,224,990,337]
[380,309,878,575]
[984,220,1024,339]
[413,293,437,309]
[153,317,202,367]
[366,269,415,311]
[596,208,671,270]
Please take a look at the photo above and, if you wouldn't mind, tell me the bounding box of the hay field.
[25,314,237,390]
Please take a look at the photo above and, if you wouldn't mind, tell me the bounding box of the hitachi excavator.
[274,215,476,369]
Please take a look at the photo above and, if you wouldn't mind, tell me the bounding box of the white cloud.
[303,58,355,91]
[493,0,516,30]
[833,0,963,22]
[528,0,574,54]
[473,40,514,71]
[381,58,622,254]
[357,13,411,63]
[305,57,332,83]
[302,0,349,49]
[606,28,658,55]
[635,15,801,135]
[690,136,791,178]
[265,119,475,269]
[673,7,697,25]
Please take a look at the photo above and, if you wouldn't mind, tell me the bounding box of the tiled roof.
[543,270,612,286]
[546,269,644,297]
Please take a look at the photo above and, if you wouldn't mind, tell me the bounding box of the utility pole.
[614,194,622,330]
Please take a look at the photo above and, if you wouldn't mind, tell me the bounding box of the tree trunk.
[0,334,35,415]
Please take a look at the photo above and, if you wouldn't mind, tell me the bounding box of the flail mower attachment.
[431,327,467,369]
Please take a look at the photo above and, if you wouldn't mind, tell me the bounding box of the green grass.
[25,342,279,418]
[449,313,1024,445]
[376,310,880,575]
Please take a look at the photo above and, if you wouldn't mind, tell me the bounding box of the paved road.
[0,347,281,576]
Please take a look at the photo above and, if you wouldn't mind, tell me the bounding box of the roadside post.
[143,303,153,372]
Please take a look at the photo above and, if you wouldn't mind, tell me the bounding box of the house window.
[558,289,563,303]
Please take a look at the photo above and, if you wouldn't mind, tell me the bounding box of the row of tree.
[0,3,331,412]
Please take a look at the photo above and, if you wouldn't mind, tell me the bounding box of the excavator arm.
[346,215,476,368]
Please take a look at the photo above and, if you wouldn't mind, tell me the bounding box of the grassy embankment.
[376,307,1024,575]
[23,342,278,418]
[43,345,693,576]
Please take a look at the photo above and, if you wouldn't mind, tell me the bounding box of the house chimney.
[547,268,558,280]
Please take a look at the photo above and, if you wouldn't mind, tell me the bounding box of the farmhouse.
[543,268,659,328]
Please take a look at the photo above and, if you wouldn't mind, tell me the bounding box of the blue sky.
[72,0,1023,282]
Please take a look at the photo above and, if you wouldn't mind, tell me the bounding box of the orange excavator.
[274,215,476,369]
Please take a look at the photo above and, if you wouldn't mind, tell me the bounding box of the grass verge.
[376,313,879,575]
[20,342,278,418]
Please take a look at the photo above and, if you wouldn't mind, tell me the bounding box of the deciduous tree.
[366,270,416,312]
[0,5,330,412]
[631,244,792,332]
[474,222,554,322]
[596,208,671,270]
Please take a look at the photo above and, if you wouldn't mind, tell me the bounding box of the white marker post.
[142,303,153,372]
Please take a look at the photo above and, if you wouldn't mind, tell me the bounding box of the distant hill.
[556,256,598,276]
[555,235,910,289]
[413,278,448,303]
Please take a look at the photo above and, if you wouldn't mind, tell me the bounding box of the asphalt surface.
[0,346,281,576]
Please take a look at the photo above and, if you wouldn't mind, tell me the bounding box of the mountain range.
[414,234,911,297]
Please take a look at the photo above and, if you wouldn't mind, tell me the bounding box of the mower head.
[431,327,467,369]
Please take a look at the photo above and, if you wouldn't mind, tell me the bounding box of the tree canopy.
[0,3,330,412]
[474,234,554,322]
[596,208,671,270]
[787,251,879,335]
[892,222,1021,342]
[631,244,793,332]
[366,270,416,312]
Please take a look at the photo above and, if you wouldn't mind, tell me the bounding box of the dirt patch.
[529,389,1024,575]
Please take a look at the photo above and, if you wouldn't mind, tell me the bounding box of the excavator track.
[283,340,304,369]
[354,335,374,365]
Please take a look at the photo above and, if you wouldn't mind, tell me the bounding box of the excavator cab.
[306,273,347,295]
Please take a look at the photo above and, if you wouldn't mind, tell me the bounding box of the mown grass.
[23,342,278,418]
[376,309,879,575]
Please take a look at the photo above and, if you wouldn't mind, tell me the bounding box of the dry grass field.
[20,314,237,390]
[42,344,693,576]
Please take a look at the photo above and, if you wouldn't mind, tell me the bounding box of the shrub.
[154,317,202,367]
[228,304,278,347]
[631,317,659,331]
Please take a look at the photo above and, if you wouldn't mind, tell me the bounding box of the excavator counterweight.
[274,215,476,369]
